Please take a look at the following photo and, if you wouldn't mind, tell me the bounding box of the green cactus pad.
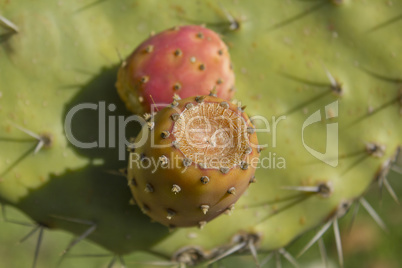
[0,0,401,266]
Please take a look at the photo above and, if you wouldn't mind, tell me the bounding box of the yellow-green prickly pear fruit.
[127,95,259,227]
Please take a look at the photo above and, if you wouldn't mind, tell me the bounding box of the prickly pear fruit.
[127,94,259,228]
[116,25,235,114]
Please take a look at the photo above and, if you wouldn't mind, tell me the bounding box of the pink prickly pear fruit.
[127,94,259,228]
[116,25,235,114]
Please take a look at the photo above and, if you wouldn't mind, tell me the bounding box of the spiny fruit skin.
[116,25,235,114]
[127,95,259,227]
